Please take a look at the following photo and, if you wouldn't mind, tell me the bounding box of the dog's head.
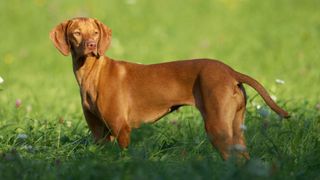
[50,17,112,58]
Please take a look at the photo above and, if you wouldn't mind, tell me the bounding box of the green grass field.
[0,0,319,179]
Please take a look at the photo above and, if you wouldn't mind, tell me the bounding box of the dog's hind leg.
[197,87,237,160]
[232,106,250,160]
[231,83,250,160]
[203,106,236,160]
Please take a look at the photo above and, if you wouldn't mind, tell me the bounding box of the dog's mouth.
[84,49,99,58]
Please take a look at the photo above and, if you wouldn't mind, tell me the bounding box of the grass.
[0,0,319,179]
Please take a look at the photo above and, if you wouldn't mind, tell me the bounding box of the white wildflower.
[275,79,285,85]
[0,76,3,84]
[66,121,72,128]
[17,133,28,140]
[23,145,33,151]
[271,95,277,101]
[231,144,246,152]
[240,124,247,131]
[258,107,270,118]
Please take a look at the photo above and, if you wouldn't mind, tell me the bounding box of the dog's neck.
[71,54,106,87]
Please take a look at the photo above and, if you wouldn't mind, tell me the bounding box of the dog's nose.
[86,40,97,49]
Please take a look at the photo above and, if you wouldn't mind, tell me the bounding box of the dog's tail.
[233,71,290,118]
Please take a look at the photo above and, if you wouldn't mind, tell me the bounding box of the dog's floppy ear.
[49,20,70,56]
[95,19,112,56]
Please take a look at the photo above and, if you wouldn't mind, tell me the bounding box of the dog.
[50,17,289,160]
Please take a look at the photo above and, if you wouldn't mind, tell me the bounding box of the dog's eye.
[94,31,99,35]
[73,32,81,36]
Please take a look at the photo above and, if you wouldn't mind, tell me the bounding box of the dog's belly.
[138,107,171,123]
[128,99,194,128]
[128,106,174,128]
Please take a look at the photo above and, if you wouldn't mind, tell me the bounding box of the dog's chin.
[85,50,99,58]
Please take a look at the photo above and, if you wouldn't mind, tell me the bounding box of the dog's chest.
[80,83,99,113]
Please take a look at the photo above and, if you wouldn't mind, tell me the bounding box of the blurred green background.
[0,0,319,179]
[0,0,319,106]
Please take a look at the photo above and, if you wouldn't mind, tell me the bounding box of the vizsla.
[50,17,289,160]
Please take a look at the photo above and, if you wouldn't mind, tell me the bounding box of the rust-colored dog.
[50,17,289,160]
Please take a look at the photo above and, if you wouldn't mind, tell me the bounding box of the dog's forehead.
[68,18,98,32]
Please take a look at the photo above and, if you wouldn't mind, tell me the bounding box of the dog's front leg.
[82,108,110,143]
[107,118,131,148]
